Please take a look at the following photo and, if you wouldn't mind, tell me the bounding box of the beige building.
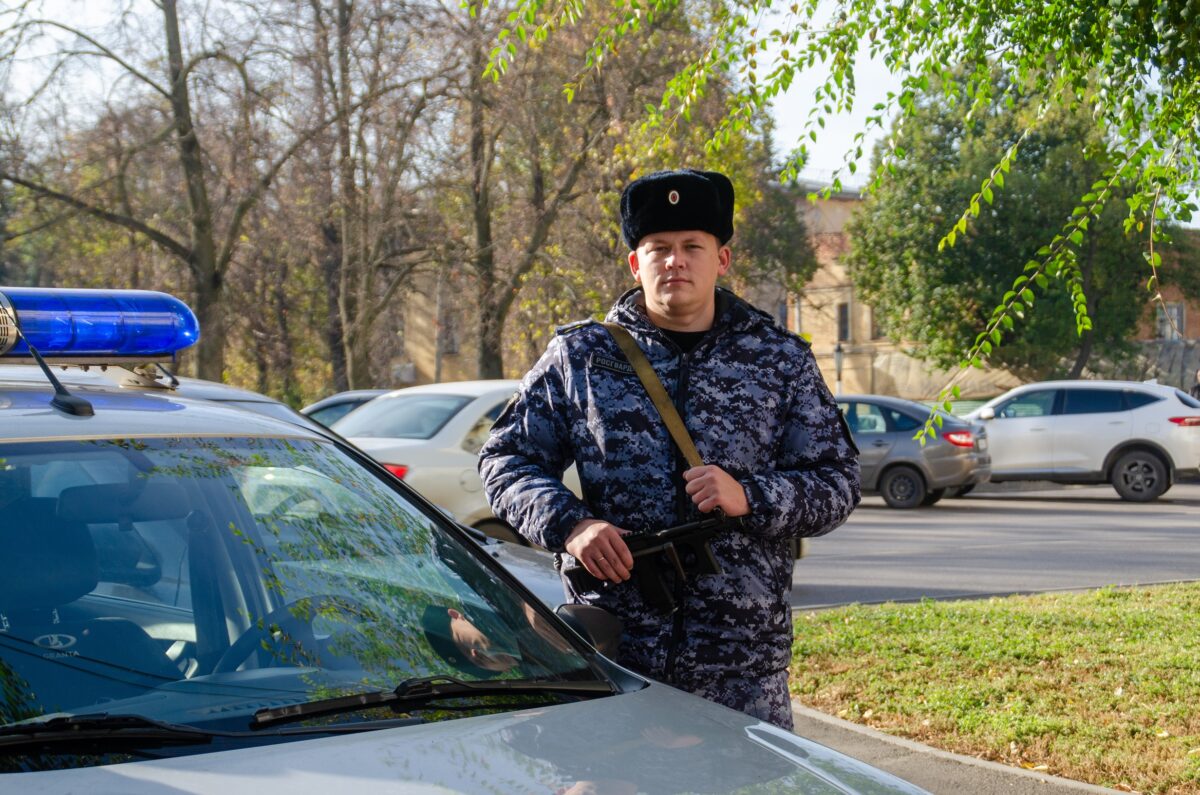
[789,183,1020,400]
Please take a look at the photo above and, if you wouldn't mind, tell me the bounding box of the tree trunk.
[477,298,504,379]
[272,259,297,404]
[321,223,350,391]
[468,33,500,380]
[334,0,369,388]
[192,270,225,381]
[163,0,223,380]
[1067,330,1093,378]
[346,332,372,390]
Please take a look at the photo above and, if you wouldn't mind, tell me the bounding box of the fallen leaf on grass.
[1019,763,1049,771]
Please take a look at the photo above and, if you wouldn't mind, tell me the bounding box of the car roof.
[1006,379,1169,389]
[0,364,328,443]
[840,393,975,424]
[839,393,948,413]
[988,379,1177,399]
[376,379,520,399]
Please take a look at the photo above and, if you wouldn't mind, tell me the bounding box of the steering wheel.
[212,594,366,674]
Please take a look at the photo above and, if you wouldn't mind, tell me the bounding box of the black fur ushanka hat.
[619,169,735,249]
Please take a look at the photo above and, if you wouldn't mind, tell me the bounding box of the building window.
[836,302,850,342]
[1156,302,1185,340]
[870,307,884,340]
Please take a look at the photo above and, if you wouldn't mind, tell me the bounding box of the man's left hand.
[683,465,750,517]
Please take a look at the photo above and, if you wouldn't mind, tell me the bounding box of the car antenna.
[0,303,94,417]
[154,362,180,388]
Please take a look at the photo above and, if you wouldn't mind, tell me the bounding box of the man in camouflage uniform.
[479,169,860,729]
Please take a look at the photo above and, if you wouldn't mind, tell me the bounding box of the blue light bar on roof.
[0,287,200,361]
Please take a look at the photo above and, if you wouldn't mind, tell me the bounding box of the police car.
[0,287,928,794]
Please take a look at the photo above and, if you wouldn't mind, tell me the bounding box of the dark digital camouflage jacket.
[479,287,860,681]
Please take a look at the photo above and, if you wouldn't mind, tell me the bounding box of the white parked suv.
[966,380,1200,501]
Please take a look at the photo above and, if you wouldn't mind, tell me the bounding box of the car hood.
[14,684,926,794]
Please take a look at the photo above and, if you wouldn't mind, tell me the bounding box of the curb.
[791,701,1126,794]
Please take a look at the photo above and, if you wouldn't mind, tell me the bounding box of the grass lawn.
[789,584,1200,794]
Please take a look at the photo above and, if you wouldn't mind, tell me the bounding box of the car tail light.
[1168,417,1200,427]
[943,430,975,448]
[383,464,409,479]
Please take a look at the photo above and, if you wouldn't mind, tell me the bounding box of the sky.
[759,8,902,190]
[769,59,900,189]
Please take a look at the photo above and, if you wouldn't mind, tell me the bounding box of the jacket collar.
[607,286,767,341]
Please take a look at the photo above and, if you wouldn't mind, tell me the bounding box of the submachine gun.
[562,515,730,615]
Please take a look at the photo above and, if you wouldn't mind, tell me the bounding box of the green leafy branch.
[470,0,591,82]
[937,131,1027,251]
[915,143,1148,444]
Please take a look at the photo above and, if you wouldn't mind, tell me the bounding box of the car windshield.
[333,394,473,439]
[0,436,594,745]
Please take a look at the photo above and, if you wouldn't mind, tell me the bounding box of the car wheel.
[474,519,529,546]
[879,465,926,509]
[947,483,975,498]
[921,488,946,506]
[1111,450,1169,502]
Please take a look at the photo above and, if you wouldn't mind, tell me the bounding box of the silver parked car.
[839,394,991,508]
[0,286,929,794]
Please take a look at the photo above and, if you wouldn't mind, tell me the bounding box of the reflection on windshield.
[0,436,592,767]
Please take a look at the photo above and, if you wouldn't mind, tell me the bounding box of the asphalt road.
[791,482,1200,610]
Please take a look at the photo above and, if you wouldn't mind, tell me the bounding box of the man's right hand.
[565,518,634,583]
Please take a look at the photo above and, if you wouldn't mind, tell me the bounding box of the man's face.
[628,230,731,322]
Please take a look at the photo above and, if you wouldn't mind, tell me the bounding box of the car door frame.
[984,388,1061,477]
[1052,387,1132,475]
[839,400,895,490]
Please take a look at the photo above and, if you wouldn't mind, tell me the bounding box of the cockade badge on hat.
[668,189,680,205]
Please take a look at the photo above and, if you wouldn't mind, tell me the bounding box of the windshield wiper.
[0,709,430,756]
[0,713,218,753]
[252,675,614,729]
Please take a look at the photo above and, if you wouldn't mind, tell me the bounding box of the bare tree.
[0,0,370,378]
[437,5,614,379]
[292,0,451,389]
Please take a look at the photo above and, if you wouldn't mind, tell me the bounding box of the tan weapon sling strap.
[599,321,807,560]
[601,322,704,470]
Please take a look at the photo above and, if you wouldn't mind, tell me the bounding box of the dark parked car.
[839,394,991,508]
[300,388,389,427]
